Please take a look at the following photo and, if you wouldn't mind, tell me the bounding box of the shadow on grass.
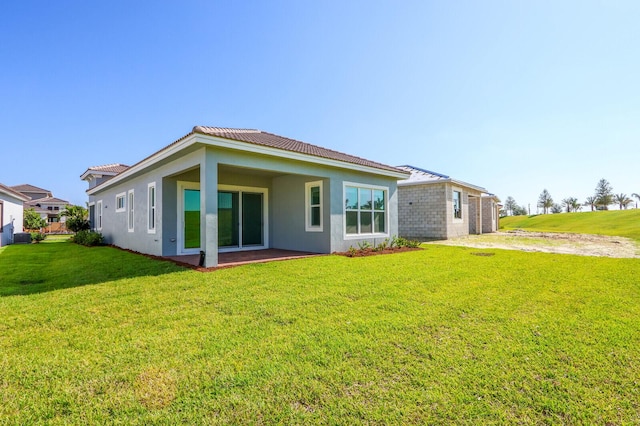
[0,239,186,297]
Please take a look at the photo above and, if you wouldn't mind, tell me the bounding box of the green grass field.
[1,238,639,423]
[500,209,640,241]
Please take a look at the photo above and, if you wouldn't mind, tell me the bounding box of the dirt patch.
[426,230,640,258]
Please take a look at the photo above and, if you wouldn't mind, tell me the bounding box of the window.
[0,201,3,232]
[116,192,126,212]
[97,200,103,230]
[305,181,323,232]
[453,190,462,219]
[88,202,95,230]
[344,183,387,236]
[127,190,134,232]
[148,182,156,233]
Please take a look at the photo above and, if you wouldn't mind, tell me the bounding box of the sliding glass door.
[218,186,267,251]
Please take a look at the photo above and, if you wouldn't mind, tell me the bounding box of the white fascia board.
[195,134,410,179]
[87,134,198,195]
[0,188,30,202]
[88,133,407,195]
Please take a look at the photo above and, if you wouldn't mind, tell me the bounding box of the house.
[81,126,409,267]
[396,165,500,240]
[0,183,30,246]
[10,184,71,231]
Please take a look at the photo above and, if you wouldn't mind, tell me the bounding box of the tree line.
[502,178,639,216]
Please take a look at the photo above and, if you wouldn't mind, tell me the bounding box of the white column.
[201,150,218,267]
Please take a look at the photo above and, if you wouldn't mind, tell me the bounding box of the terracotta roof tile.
[0,183,31,201]
[86,163,130,174]
[10,183,51,194]
[193,126,405,174]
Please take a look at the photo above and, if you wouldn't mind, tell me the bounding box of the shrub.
[72,230,104,246]
[30,232,46,243]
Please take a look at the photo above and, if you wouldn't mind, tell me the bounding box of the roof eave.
[88,132,409,195]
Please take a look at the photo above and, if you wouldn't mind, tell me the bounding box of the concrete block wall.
[398,183,448,240]
[482,198,497,233]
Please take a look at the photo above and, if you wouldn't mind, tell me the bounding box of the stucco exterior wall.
[0,194,25,246]
[88,144,401,262]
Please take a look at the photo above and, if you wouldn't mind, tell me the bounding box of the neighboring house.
[10,184,70,231]
[396,165,500,240]
[81,126,409,267]
[0,183,30,246]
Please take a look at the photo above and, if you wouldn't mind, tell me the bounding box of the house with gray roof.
[81,126,409,267]
[10,184,70,230]
[397,165,500,240]
[0,183,30,246]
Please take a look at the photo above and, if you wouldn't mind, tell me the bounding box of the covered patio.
[165,248,320,269]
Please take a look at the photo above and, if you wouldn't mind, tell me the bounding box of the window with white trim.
[97,200,103,230]
[127,190,135,232]
[115,192,126,212]
[147,182,156,233]
[453,190,462,220]
[305,181,323,232]
[344,183,387,235]
[0,201,4,233]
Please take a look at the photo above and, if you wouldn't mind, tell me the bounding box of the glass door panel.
[218,191,239,247]
[242,192,263,246]
[184,189,200,249]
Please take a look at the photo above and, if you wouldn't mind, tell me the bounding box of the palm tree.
[614,193,633,210]
[60,205,90,233]
[584,196,597,212]
[562,197,581,213]
[632,193,640,208]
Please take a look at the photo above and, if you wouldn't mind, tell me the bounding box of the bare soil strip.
[426,230,640,258]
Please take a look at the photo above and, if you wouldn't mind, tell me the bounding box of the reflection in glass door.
[183,188,201,250]
[218,190,264,249]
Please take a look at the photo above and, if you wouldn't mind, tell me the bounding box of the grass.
[1,240,639,423]
[500,209,640,241]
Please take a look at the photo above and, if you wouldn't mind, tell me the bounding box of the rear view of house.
[81,126,409,267]
[397,165,500,240]
[0,183,30,246]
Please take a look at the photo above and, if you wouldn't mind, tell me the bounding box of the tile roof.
[26,196,69,205]
[85,163,130,174]
[192,126,405,174]
[10,183,51,194]
[0,183,31,201]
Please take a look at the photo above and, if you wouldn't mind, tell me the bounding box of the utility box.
[13,233,31,244]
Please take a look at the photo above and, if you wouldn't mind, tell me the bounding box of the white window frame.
[115,192,126,212]
[343,181,389,239]
[88,202,95,231]
[452,188,463,222]
[305,180,323,232]
[147,182,156,234]
[96,200,103,230]
[127,189,135,232]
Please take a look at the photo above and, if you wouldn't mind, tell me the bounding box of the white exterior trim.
[218,184,269,253]
[88,133,408,195]
[115,192,126,213]
[452,187,464,223]
[343,181,390,240]
[147,182,156,234]
[96,200,103,230]
[305,180,323,232]
[177,181,201,255]
[127,190,135,232]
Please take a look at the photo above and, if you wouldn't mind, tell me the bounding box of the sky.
[1,1,639,210]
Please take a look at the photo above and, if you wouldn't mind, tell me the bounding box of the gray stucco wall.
[88,144,401,260]
[0,194,24,247]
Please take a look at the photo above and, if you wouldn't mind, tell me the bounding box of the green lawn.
[1,239,639,423]
[501,209,640,241]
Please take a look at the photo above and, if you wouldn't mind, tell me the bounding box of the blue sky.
[2,1,639,210]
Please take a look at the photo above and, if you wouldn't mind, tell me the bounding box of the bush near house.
[71,230,104,246]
